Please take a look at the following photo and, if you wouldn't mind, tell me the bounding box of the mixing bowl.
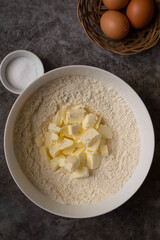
[4,65,154,218]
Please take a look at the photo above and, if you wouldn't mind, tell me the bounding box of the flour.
[14,76,140,205]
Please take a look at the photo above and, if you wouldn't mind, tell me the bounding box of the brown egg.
[126,0,155,29]
[100,11,130,40]
[103,0,130,10]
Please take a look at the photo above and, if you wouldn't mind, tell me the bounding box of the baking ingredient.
[6,57,37,90]
[100,11,130,40]
[68,123,81,135]
[99,124,113,139]
[38,106,112,178]
[82,113,97,129]
[14,76,140,205]
[66,108,85,124]
[80,127,100,147]
[72,167,89,179]
[126,0,155,29]
[103,0,129,10]
[87,153,102,169]
[59,156,80,173]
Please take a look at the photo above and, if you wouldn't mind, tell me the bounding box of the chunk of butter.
[96,115,102,129]
[54,154,66,165]
[60,126,70,138]
[99,124,113,139]
[50,160,59,171]
[50,132,59,141]
[66,109,85,124]
[68,123,81,135]
[81,128,100,147]
[63,146,75,155]
[60,156,80,173]
[71,167,89,179]
[48,123,61,133]
[75,140,85,149]
[86,139,100,153]
[59,138,74,150]
[55,110,64,126]
[100,144,109,157]
[82,113,97,129]
[73,148,86,165]
[49,146,60,157]
[87,153,102,169]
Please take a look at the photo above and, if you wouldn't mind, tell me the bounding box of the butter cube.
[87,153,102,169]
[68,123,81,135]
[100,144,109,157]
[44,132,52,148]
[60,156,80,173]
[82,113,97,129]
[50,160,59,171]
[59,138,74,150]
[75,140,85,149]
[54,154,66,165]
[66,109,85,124]
[63,146,75,155]
[48,123,61,133]
[73,148,86,165]
[55,109,64,126]
[96,115,102,129]
[71,167,89,179]
[60,126,70,138]
[50,132,59,141]
[40,146,51,161]
[86,139,100,153]
[99,124,113,139]
[35,134,44,146]
[49,146,60,157]
[81,128,100,147]
[48,123,56,131]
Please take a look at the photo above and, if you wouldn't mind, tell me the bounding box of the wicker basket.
[77,0,160,55]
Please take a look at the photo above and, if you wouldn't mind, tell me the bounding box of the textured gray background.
[0,1,160,239]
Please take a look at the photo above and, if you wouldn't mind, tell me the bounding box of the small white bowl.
[0,50,44,94]
[4,65,154,218]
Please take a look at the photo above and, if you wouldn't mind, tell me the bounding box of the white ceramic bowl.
[0,50,44,94]
[4,65,154,218]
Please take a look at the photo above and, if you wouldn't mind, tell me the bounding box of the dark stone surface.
[0,0,160,239]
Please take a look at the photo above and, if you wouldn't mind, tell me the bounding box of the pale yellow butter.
[68,123,81,135]
[71,167,89,179]
[50,160,59,171]
[49,146,60,157]
[60,156,80,173]
[100,144,109,157]
[81,128,100,147]
[86,139,100,153]
[99,124,113,139]
[87,153,102,169]
[66,109,85,124]
[82,113,97,129]
[50,132,59,141]
[59,138,74,150]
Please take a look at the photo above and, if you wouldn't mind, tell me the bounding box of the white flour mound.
[14,76,140,205]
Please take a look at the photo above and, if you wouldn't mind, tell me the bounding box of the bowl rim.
[4,65,155,218]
